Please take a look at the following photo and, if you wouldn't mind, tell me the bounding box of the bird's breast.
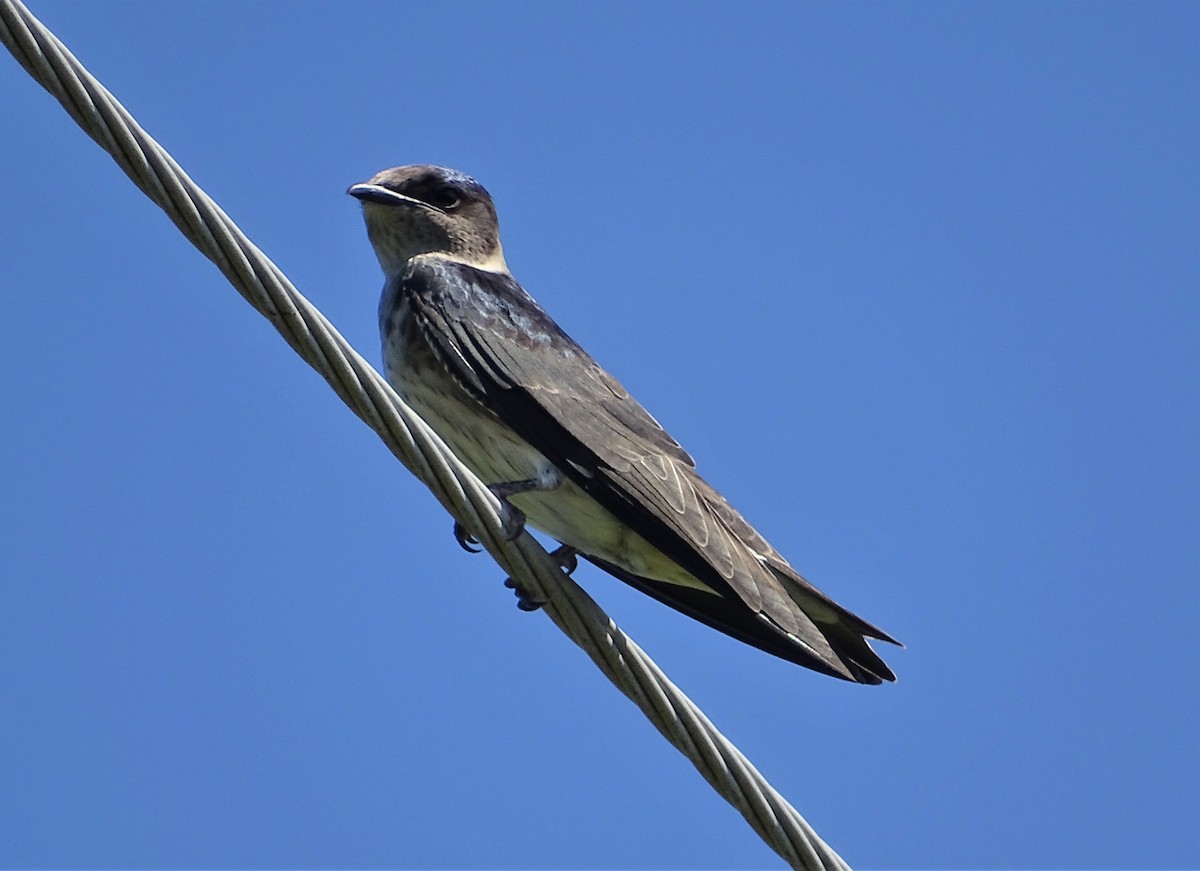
[381,292,542,484]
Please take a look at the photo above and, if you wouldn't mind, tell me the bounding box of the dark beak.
[346,183,417,207]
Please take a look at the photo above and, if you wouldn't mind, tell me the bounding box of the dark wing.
[404,257,899,682]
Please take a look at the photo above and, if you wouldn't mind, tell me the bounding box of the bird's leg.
[505,544,578,611]
[452,465,563,551]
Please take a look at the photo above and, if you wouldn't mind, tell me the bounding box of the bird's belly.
[385,342,702,589]
[514,481,701,588]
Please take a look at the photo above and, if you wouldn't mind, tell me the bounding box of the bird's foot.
[496,499,527,541]
[450,471,561,551]
[504,544,578,611]
[451,497,527,553]
[453,521,482,553]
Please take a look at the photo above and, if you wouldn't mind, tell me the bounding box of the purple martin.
[349,165,900,683]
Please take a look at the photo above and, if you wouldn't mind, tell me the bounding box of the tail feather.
[583,554,898,683]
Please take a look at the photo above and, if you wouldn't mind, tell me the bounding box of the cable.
[0,3,854,867]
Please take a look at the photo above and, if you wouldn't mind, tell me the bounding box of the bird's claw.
[453,521,482,553]
[503,544,578,612]
[504,575,546,612]
[553,545,578,575]
[451,482,529,551]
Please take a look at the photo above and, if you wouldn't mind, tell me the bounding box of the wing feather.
[401,257,897,681]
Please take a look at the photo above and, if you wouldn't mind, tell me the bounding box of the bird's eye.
[428,187,462,210]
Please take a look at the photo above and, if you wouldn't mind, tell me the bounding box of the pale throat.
[367,221,509,277]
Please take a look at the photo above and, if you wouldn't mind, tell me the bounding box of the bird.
[348,165,900,683]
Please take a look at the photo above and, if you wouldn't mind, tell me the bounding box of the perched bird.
[349,165,900,683]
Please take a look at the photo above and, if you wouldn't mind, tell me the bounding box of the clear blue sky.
[2,2,1196,868]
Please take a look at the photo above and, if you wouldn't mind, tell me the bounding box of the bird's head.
[348,165,508,277]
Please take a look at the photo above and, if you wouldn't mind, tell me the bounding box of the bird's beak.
[346,183,428,209]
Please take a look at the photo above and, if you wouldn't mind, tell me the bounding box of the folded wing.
[404,257,899,682]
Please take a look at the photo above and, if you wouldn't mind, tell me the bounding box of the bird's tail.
[768,563,901,684]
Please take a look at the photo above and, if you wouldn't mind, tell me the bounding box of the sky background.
[1,2,1196,869]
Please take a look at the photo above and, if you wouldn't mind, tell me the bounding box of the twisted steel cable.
[0,3,854,868]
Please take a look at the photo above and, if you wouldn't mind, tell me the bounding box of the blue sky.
[1,2,1196,868]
